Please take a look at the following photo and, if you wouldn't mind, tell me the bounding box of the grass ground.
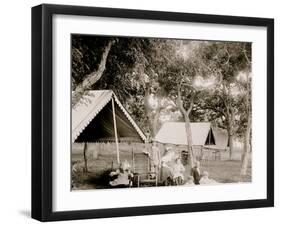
[72,142,251,189]
[200,160,251,183]
[72,158,251,190]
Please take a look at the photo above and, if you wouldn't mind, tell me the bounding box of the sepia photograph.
[31,3,274,221]
[71,35,252,190]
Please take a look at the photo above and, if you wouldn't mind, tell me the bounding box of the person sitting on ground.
[199,171,219,185]
[72,161,78,173]
[109,160,133,187]
[190,161,201,185]
[184,175,195,186]
[171,158,185,185]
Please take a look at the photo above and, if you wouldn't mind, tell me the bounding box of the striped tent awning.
[72,90,146,143]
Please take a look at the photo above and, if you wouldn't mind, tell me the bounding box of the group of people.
[160,145,218,186]
[108,143,218,188]
[160,148,185,185]
[186,160,218,185]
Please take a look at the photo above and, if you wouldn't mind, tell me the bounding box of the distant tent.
[211,127,229,149]
[154,122,215,146]
[72,90,146,143]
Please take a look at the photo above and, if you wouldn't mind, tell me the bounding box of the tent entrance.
[204,129,215,145]
[75,99,142,143]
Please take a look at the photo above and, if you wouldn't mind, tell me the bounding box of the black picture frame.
[32,3,274,222]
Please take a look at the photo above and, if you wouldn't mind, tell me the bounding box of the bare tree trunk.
[240,115,251,175]
[240,70,251,176]
[72,40,114,105]
[227,113,235,160]
[152,99,162,136]
[144,87,162,139]
[176,84,196,167]
[221,84,236,160]
[228,134,234,159]
[144,86,156,139]
[183,114,195,167]
[83,142,88,172]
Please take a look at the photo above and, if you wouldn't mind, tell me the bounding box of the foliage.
[192,41,252,137]
[72,36,252,141]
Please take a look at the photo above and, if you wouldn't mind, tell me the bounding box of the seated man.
[109,160,133,187]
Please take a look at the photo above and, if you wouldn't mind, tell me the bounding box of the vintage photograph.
[71,35,252,190]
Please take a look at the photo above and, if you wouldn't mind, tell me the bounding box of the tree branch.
[176,82,187,115]
[203,104,226,117]
[242,47,251,65]
[186,92,195,115]
[81,39,115,87]
[222,45,231,66]
[72,39,115,105]
[176,82,195,117]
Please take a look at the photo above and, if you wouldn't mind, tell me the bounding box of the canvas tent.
[154,122,215,146]
[211,127,229,150]
[72,90,147,163]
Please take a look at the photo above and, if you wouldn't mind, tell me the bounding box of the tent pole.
[112,98,120,164]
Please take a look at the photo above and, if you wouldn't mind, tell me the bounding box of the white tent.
[72,90,146,142]
[154,122,215,146]
[72,90,147,163]
[211,127,229,149]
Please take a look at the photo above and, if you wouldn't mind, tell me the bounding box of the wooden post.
[112,98,120,164]
[148,155,150,173]
[132,148,135,173]
[83,142,88,172]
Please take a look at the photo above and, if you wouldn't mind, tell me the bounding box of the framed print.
[31,4,274,221]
